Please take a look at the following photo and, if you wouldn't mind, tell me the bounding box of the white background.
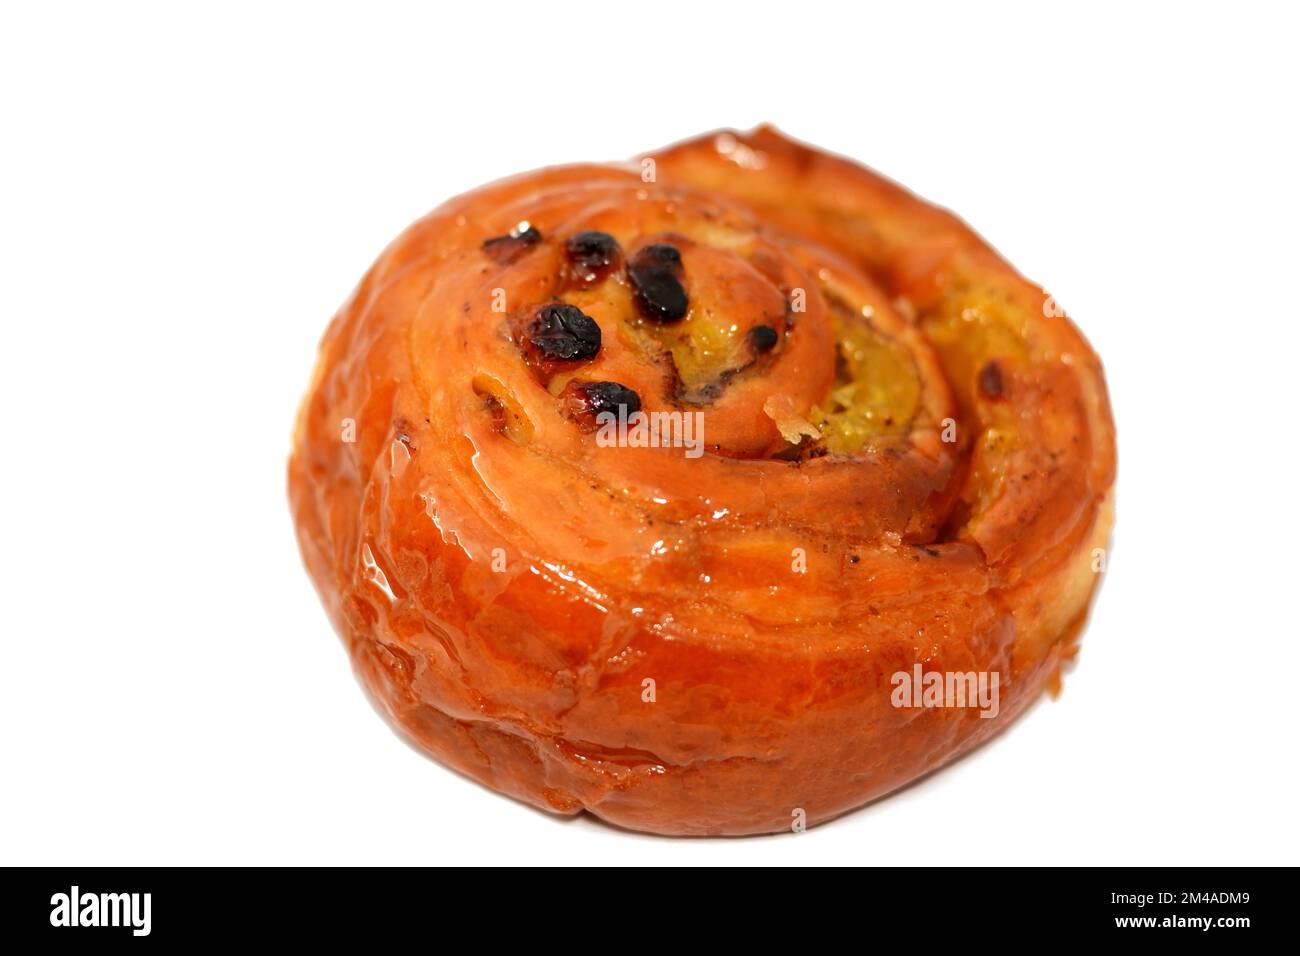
[2,1,1297,866]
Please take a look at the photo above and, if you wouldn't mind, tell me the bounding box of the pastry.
[288,126,1116,835]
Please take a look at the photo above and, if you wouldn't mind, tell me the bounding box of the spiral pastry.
[289,126,1116,836]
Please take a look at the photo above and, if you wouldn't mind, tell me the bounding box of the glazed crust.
[288,127,1116,836]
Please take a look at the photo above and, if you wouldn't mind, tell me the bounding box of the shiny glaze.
[288,126,1116,835]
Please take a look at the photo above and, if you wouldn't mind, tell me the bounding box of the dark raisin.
[638,243,681,266]
[629,266,688,322]
[748,324,779,352]
[628,244,687,323]
[482,225,542,263]
[563,380,642,428]
[565,231,622,285]
[583,381,641,417]
[978,360,1004,399]
[527,304,601,361]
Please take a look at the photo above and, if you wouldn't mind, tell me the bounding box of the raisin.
[638,243,681,266]
[562,380,642,428]
[482,225,542,263]
[527,304,601,361]
[565,231,622,285]
[748,324,779,352]
[978,360,1004,399]
[629,244,688,323]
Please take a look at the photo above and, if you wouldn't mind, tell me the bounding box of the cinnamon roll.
[288,126,1116,836]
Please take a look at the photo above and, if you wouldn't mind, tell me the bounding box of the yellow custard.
[922,283,1030,405]
[811,314,921,454]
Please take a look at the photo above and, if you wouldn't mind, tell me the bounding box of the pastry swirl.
[289,126,1116,835]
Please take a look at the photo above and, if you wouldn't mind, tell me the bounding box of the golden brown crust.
[288,126,1116,835]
